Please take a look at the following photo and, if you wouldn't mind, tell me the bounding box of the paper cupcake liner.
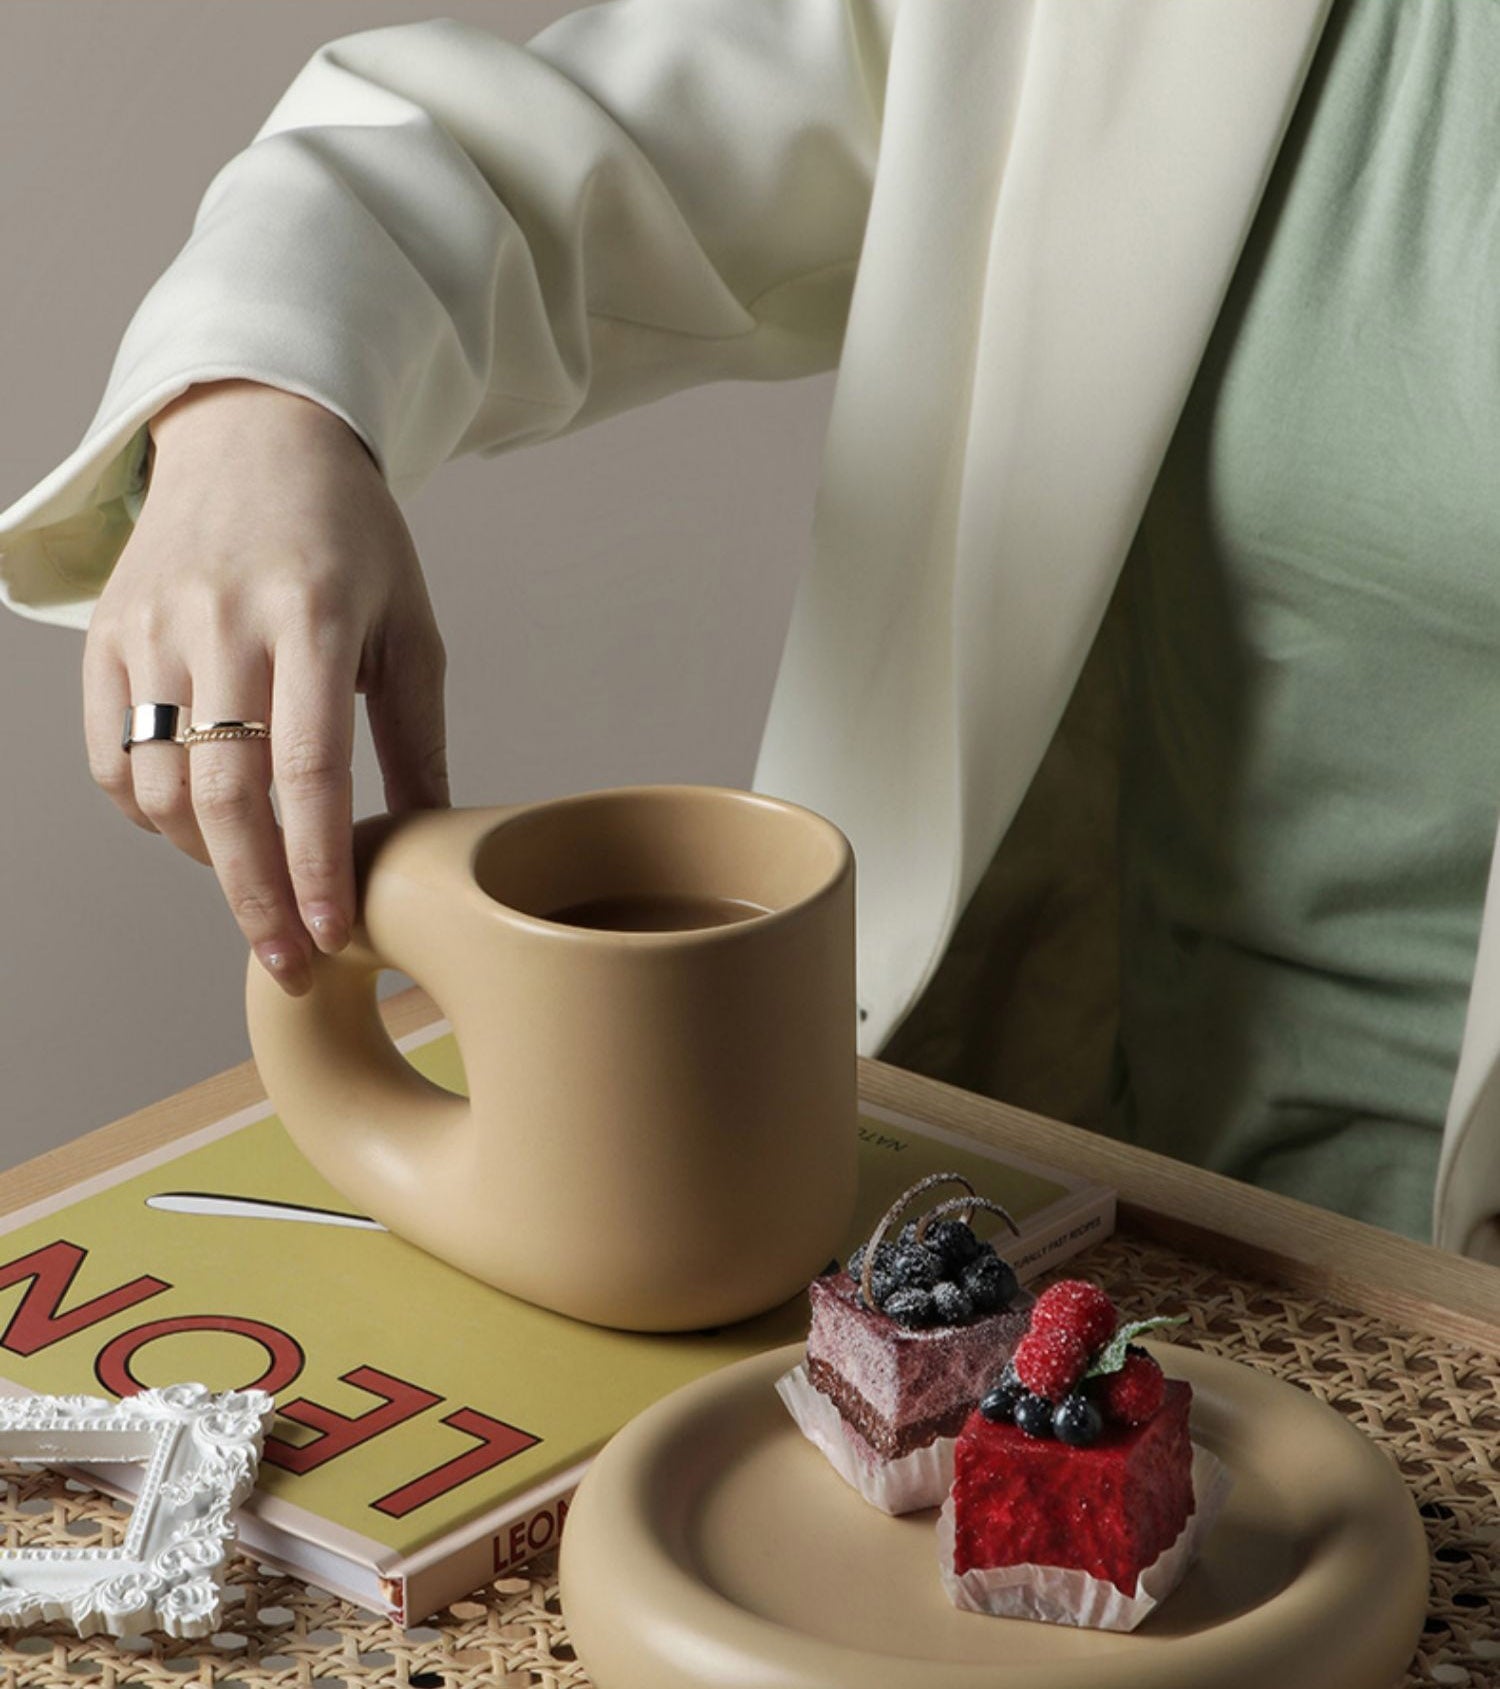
[936,1443,1233,1630]
[776,1362,955,1515]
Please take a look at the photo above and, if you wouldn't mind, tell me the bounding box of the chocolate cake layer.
[806,1354,974,1458]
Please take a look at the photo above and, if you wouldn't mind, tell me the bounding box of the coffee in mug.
[541,892,770,932]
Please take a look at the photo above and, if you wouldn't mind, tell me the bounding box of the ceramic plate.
[560,1341,1426,1689]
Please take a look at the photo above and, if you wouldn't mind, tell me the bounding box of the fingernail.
[303,904,349,954]
[256,943,311,996]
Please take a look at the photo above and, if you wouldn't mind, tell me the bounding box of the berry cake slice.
[950,1376,1195,1595]
[779,1173,1032,1513]
[804,1266,1025,1460]
[938,1279,1220,1629]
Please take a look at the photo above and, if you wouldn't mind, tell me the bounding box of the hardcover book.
[0,1021,1113,1626]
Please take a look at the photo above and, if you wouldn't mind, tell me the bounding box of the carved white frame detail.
[0,1383,275,1638]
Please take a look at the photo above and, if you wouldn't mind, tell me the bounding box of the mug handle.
[244,807,513,1233]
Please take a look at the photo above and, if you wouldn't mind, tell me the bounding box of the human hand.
[83,379,450,995]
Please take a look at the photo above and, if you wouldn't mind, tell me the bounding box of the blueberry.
[965,1282,998,1316]
[930,1280,974,1326]
[930,1218,984,1268]
[866,1268,898,1308]
[1013,1391,1054,1439]
[961,1251,1018,1313]
[882,1286,937,1328]
[853,1242,898,1306]
[993,1261,1019,1306]
[960,1256,1000,1311]
[980,1379,1023,1422]
[887,1243,942,1291]
[1052,1393,1104,1447]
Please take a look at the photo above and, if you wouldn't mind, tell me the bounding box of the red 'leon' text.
[0,1239,541,1515]
[493,1493,571,1574]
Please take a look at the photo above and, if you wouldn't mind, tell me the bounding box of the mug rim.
[465,783,853,946]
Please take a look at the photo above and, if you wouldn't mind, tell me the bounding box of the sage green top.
[1114,0,1500,1239]
[887,0,1500,1241]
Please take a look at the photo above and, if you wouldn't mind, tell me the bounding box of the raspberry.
[1031,1279,1117,1352]
[1101,1351,1166,1425]
[1012,1328,1089,1402]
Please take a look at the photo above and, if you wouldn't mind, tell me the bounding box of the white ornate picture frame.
[0,1383,274,1638]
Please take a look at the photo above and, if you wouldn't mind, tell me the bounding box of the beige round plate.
[560,1341,1427,1689]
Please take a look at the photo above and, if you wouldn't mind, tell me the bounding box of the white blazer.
[3,0,1496,1257]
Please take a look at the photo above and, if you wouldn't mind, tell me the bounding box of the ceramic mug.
[245,785,858,1332]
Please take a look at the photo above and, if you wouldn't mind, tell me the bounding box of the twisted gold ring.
[181,720,271,747]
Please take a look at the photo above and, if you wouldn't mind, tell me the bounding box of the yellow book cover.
[0,1022,1112,1623]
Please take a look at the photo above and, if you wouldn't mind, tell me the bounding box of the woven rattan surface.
[0,1225,1492,1689]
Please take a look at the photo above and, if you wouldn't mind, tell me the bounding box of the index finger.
[270,631,358,955]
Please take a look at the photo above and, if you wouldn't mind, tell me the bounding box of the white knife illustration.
[146,1192,387,1230]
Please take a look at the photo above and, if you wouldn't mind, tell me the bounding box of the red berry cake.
[950,1376,1194,1595]
[939,1279,1217,1628]
[779,1173,1032,1513]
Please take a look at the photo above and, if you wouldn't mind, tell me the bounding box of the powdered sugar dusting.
[806,1272,1031,1424]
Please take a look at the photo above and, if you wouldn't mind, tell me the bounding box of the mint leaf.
[1084,1314,1188,1378]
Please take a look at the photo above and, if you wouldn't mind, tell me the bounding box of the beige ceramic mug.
[245,785,858,1332]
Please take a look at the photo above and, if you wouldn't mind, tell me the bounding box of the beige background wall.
[0,0,833,1166]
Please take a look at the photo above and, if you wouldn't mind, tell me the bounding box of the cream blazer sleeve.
[0,0,892,629]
